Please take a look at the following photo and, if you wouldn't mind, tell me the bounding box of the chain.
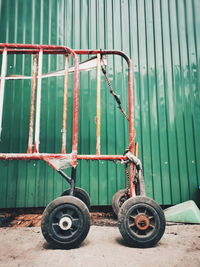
[101,58,131,193]
[101,65,129,121]
[125,163,130,191]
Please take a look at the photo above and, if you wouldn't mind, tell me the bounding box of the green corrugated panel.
[0,0,199,208]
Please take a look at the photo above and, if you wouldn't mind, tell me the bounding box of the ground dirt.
[0,209,117,227]
[0,212,199,267]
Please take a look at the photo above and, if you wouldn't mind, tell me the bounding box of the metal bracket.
[123,151,142,171]
[58,167,76,196]
[58,170,72,184]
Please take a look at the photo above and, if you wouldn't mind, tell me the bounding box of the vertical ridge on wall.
[193,0,200,191]
[0,0,199,208]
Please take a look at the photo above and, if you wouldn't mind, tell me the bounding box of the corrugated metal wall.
[0,0,200,208]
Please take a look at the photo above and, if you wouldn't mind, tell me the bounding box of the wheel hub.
[59,217,72,230]
[135,214,150,230]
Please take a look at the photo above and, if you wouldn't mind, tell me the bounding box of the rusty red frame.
[0,43,136,197]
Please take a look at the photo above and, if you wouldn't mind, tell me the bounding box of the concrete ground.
[0,224,199,267]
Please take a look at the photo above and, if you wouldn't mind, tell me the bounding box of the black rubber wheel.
[61,187,91,210]
[41,196,90,249]
[118,196,166,248]
[112,189,129,216]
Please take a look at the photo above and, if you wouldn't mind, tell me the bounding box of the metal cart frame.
[0,43,135,196]
[0,43,165,249]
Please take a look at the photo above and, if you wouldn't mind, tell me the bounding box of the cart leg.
[69,167,76,196]
[58,167,76,196]
[58,167,91,208]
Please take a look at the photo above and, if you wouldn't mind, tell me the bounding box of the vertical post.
[69,167,76,196]
[96,53,101,155]
[0,48,7,139]
[71,52,79,156]
[34,49,43,153]
[61,55,69,153]
[127,58,135,197]
[27,54,38,153]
